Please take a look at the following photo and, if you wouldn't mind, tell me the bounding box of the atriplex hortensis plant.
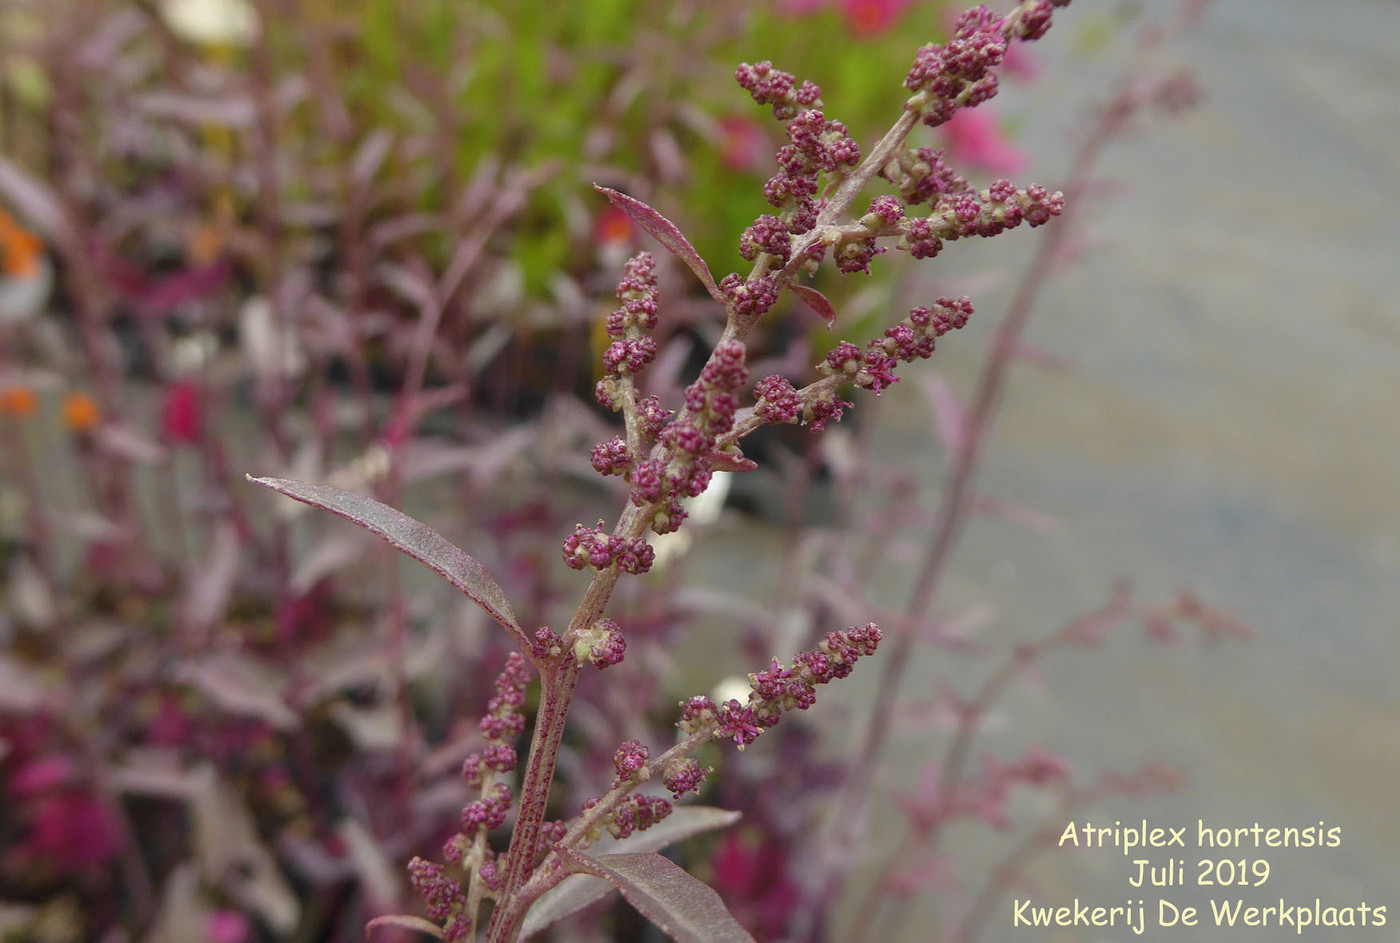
[251,1,1073,939]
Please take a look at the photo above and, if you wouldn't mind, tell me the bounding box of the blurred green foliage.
[275,0,957,295]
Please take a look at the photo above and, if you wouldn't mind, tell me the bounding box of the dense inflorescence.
[407,2,1078,937]
[678,624,884,749]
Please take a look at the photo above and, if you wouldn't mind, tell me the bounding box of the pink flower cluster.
[677,624,883,749]
[905,1,1069,128]
[628,339,751,534]
[561,521,656,574]
[662,757,710,798]
[612,739,650,785]
[733,60,822,122]
[585,618,628,669]
[594,252,661,412]
[460,783,513,833]
[762,103,861,240]
[607,794,673,840]
[819,296,975,395]
[578,792,675,841]
[430,651,532,912]
[897,180,1064,260]
[407,857,471,941]
[472,652,530,745]
[883,145,970,207]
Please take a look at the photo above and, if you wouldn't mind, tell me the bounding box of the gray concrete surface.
[686,1,1400,939]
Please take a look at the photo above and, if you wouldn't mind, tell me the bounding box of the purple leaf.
[351,129,395,187]
[246,476,524,643]
[557,849,757,943]
[94,422,165,464]
[1012,339,1073,371]
[131,259,235,317]
[180,520,242,633]
[595,186,724,307]
[174,653,300,731]
[706,449,757,473]
[523,806,740,939]
[919,371,969,456]
[135,89,257,128]
[0,157,71,242]
[789,283,837,329]
[366,914,445,939]
[971,493,1059,533]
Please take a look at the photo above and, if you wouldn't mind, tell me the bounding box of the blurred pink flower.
[146,694,194,747]
[711,830,801,941]
[207,909,252,943]
[7,755,76,798]
[1000,40,1042,81]
[940,107,1026,175]
[161,378,204,444]
[842,0,915,36]
[775,0,828,14]
[717,114,768,172]
[592,206,638,250]
[25,790,121,873]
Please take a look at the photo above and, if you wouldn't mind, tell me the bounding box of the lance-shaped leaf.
[556,849,757,943]
[247,476,525,646]
[523,806,740,938]
[789,283,837,329]
[706,448,757,474]
[919,371,968,456]
[595,186,724,307]
[366,914,445,939]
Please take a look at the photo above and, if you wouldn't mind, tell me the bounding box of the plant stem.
[485,562,621,942]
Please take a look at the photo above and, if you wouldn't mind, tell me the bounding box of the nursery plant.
[243,1,1236,941]
[0,0,1250,941]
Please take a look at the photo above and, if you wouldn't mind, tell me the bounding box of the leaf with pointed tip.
[247,476,524,645]
[366,914,445,939]
[706,449,757,473]
[557,849,757,943]
[595,186,723,306]
[1011,339,1073,371]
[918,372,968,456]
[522,807,740,939]
[789,283,837,329]
[351,129,395,187]
[0,157,71,241]
[971,493,1058,533]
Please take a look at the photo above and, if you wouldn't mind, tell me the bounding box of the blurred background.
[818,0,1400,937]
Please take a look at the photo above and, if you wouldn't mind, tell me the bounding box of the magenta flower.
[7,755,76,797]
[23,790,121,874]
[206,910,252,943]
[718,114,769,171]
[160,378,204,444]
[711,830,802,941]
[939,107,1026,175]
[842,0,915,37]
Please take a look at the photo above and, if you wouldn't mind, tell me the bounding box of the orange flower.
[0,208,43,280]
[62,391,101,432]
[591,206,637,249]
[0,385,38,417]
